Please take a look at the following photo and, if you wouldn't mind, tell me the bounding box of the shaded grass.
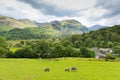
[10,47,21,53]
[0,58,120,80]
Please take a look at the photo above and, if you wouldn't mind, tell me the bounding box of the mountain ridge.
[88,25,109,31]
[0,15,88,40]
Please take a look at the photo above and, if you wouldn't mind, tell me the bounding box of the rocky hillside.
[0,15,38,31]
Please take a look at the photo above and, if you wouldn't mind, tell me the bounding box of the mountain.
[45,19,88,36]
[0,15,38,31]
[51,20,88,33]
[0,15,88,40]
[88,25,109,31]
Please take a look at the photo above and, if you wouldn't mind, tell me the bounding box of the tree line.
[0,25,120,58]
[6,40,95,58]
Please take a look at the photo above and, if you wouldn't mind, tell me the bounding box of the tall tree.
[0,37,8,57]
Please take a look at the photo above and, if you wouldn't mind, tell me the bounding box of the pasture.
[0,58,120,80]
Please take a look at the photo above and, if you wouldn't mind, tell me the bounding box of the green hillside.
[89,25,120,42]
[0,15,38,31]
[4,27,60,40]
[0,16,88,40]
[50,20,88,35]
[0,24,13,31]
[64,25,120,48]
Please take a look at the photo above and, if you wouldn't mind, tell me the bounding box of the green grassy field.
[0,58,120,80]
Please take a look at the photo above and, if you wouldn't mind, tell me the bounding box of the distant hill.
[39,19,88,36]
[51,20,88,33]
[0,16,88,40]
[89,25,120,42]
[0,15,38,31]
[88,25,109,31]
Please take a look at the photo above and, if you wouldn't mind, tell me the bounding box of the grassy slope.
[0,16,37,32]
[0,24,14,31]
[0,58,120,80]
[4,17,37,28]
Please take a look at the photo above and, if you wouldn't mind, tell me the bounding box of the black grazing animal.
[71,66,77,71]
[65,68,70,72]
[44,68,50,72]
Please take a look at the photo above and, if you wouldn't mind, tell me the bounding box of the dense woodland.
[0,25,120,58]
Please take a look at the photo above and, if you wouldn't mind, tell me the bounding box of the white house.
[92,47,112,59]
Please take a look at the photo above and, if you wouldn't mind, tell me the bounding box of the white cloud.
[0,0,120,27]
[0,0,93,25]
[95,14,120,26]
[43,0,96,10]
[80,7,108,21]
[0,0,46,21]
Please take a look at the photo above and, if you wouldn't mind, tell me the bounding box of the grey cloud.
[5,7,15,11]
[96,0,120,18]
[18,0,79,17]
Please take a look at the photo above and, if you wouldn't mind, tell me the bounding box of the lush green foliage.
[106,53,116,60]
[11,40,82,58]
[5,25,120,58]
[64,25,120,48]
[80,47,95,58]
[1,25,120,58]
[112,46,120,56]
[0,37,9,57]
[14,46,35,58]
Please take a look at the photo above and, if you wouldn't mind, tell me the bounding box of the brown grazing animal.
[71,66,77,71]
[65,68,70,72]
[44,68,50,72]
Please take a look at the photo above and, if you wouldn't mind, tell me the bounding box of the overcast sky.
[0,0,120,26]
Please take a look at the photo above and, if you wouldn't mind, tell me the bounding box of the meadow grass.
[0,58,120,80]
[10,47,21,53]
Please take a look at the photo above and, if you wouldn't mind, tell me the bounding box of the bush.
[0,47,8,58]
[106,53,116,60]
[6,51,14,58]
[80,47,95,58]
[112,46,120,56]
[14,46,36,58]
[0,37,8,58]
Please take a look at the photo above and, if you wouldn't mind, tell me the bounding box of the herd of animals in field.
[44,66,77,72]
[23,58,77,72]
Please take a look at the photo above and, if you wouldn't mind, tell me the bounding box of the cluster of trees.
[0,37,9,58]
[6,36,119,59]
[7,40,95,58]
[112,46,120,56]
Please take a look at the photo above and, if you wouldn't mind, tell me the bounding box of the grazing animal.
[24,58,28,61]
[71,66,77,71]
[44,68,50,72]
[65,68,70,72]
